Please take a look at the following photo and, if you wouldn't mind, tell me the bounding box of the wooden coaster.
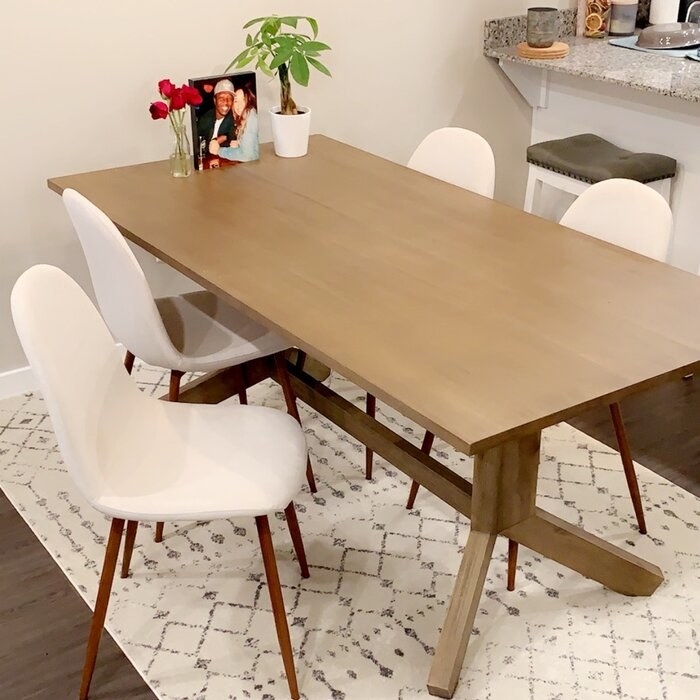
[516,41,570,59]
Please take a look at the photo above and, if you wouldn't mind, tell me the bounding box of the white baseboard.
[0,365,36,400]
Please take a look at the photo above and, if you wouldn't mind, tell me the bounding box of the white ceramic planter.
[269,106,311,158]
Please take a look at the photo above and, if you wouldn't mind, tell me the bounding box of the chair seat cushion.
[95,403,308,520]
[527,133,677,184]
[155,291,289,373]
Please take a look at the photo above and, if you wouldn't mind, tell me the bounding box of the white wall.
[0,0,535,376]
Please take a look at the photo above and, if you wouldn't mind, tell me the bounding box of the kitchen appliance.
[678,0,700,20]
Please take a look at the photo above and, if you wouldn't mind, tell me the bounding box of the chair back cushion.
[407,127,496,198]
[11,265,150,504]
[559,178,673,262]
[63,189,181,369]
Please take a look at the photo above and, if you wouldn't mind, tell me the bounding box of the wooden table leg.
[428,433,541,698]
[503,509,663,596]
[427,530,496,697]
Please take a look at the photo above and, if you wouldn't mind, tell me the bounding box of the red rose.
[169,87,186,110]
[158,79,175,98]
[149,101,169,120]
[182,85,203,106]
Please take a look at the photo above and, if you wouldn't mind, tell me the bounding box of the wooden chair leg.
[507,539,518,591]
[153,370,186,543]
[609,402,647,535]
[168,369,184,402]
[120,520,138,579]
[284,502,310,578]
[238,387,248,405]
[406,431,435,509]
[365,394,376,480]
[255,515,300,700]
[123,350,135,375]
[79,518,124,700]
[274,353,317,493]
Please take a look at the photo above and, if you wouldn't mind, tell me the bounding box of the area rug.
[1,363,698,700]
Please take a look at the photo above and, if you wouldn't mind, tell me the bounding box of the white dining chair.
[12,265,309,700]
[62,189,317,547]
[507,178,673,591]
[407,127,496,197]
[365,128,496,506]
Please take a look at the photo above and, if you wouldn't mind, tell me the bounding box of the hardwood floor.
[570,376,700,498]
[0,377,698,697]
[0,492,156,700]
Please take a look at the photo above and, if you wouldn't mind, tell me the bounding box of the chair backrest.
[559,179,673,262]
[407,127,496,198]
[11,265,151,505]
[62,188,182,369]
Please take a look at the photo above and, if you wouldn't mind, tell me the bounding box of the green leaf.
[289,52,310,86]
[226,46,252,71]
[306,17,318,38]
[235,51,257,68]
[242,16,267,29]
[275,35,298,50]
[280,16,298,28]
[303,40,331,53]
[257,56,274,77]
[306,56,332,77]
[270,46,294,69]
[245,33,252,47]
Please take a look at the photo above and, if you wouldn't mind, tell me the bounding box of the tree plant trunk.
[279,64,298,115]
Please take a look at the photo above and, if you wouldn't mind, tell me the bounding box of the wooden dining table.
[48,135,700,698]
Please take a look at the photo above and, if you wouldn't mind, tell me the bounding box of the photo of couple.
[188,71,259,170]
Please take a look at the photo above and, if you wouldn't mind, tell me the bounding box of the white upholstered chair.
[507,178,673,591]
[364,128,496,505]
[12,265,309,700]
[62,189,317,546]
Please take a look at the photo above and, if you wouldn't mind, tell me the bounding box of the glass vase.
[170,123,192,178]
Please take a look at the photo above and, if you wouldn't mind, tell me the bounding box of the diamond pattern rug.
[0,363,698,699]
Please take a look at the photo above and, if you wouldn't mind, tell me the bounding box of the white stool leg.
[524,166,542,214]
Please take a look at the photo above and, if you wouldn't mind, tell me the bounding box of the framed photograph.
[188,71,260,170]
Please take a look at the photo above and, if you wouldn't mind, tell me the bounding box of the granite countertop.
[485,35,700,103]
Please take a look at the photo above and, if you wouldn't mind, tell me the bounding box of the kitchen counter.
[485,35,700,103]
[484,12,700,272]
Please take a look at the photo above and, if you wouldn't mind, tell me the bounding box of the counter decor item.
[578,0,612,37]
[187,72,260,170]
[527,6,559,48]
[636,21,700,47]
[149,80,203,178]
[226,15,331,158]
[650,0,681,23]
[516,41,571,58]
[610,0,639,35]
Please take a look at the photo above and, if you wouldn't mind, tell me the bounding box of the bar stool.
[524,133,677,224]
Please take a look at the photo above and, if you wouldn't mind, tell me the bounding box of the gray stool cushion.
[527,133,677,184]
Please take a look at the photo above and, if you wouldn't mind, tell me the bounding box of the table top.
[48,136,700,455]
[485,35,700,103]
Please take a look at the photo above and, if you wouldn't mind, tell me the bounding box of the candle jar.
[527,7,559,48]
[610,0,639,36]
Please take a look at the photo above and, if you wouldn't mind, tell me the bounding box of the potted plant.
[226,15,331,158]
